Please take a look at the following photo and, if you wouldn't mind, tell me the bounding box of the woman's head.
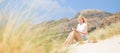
[77,15,87,24]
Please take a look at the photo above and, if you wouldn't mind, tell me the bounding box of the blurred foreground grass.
[0,17,66,53]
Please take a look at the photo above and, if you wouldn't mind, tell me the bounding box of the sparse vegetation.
[88,22,120,41]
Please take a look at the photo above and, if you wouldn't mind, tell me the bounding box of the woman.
[64,15,88,46]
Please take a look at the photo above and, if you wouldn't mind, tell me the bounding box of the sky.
[63,0,120,13]
[0,0,120,24]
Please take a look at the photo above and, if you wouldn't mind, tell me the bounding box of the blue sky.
[0,0,120,24]
[63,0,120,13]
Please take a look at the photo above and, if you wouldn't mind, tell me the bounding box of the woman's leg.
[74,32,84,44]
[64,31,84,46]
[64,31,75,46]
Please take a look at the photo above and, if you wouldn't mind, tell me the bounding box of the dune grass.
[87,22,120,41]
[0,17,66,53]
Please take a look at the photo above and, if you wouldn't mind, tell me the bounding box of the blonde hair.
[77,15,87,23]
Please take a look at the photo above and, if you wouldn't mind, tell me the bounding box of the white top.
[77,23,87,36]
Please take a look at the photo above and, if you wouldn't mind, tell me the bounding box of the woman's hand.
[79,32,88,35]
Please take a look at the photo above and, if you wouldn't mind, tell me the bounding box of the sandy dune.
[67,35,120,53]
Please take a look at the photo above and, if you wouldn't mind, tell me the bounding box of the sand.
[67,35,120,53]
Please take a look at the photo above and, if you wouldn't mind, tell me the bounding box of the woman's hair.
[77,15,87,23]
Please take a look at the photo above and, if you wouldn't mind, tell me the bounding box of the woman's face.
[78,18,83,23]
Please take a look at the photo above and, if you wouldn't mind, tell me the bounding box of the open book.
[71,27,76,31]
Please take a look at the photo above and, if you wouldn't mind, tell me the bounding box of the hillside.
[29,9,120,53]
[74,9,112,19]
[33,9,120,39]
